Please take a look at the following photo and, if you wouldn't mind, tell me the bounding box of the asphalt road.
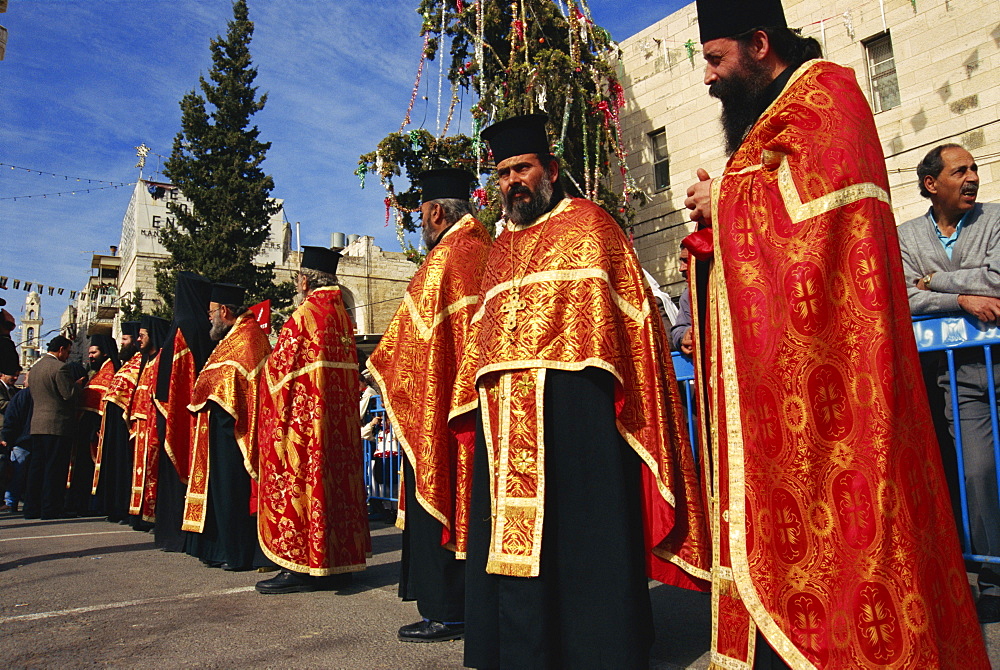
[1,515,996,668]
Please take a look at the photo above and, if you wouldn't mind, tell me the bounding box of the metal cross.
[499,287,526,332]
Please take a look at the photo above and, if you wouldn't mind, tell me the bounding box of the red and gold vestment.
[129,356,160,522]
[154,329,197,485]
[79,358,116,464]
[368,215,491,548]
[93,354,142,494]
[693,60,987,669]
[182,311,271,532]
[452,198,709,585]
[257,286,371,575]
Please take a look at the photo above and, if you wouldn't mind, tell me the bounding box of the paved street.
[2,514,997,668]
[1,514,716,669]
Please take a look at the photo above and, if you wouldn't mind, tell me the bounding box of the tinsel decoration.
[400,36,430,132]
[472,186,488,208]
[685,39,696,65]
[354,164,367,189]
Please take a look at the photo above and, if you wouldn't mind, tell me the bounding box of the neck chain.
[498,203,561,334]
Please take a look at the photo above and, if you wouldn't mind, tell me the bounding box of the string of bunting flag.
[0,277,81,300]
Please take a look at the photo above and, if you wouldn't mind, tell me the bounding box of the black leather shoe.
[397,619,464,642]
[977,594,1000,623]
[202,560,225,568]
[255,569,316,594]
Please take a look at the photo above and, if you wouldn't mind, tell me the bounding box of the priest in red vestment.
[453,114,709,669]
[255,246,371,594]
[95,321,141,522]
[368,168,491,642]
[682,1,988,667]
[66,334,119,515]
[184,282,272,571]
[129,315,170,528]
[154,272,216,552]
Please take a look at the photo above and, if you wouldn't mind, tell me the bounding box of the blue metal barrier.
[362,394,402,511]
[913,313,1000,566]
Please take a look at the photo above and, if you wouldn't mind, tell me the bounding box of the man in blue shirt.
[897,143,1000,622]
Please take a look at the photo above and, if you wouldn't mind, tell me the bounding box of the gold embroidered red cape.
[129,355,160,522]
[81,358,115,415]
[93,354,142,494]
[367,215,491,548]
[451,197,709,586]
[153,329,196,485]
[182,311,271,532]
[257,286,372,576]
[80,358,116,465]
[693,60,987,669]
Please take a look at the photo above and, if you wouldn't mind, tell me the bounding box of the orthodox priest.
[184,283,271,571]
[453,114,709,669]
[67,334,120,515]
[368,168,491,642]
[256,246,371,594]
[681,1,987,667]
[129,315,170,528]
[154,272,216,552]
[95,321,141,522]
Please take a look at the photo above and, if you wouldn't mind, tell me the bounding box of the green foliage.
[157,0,283,309]
[119,288,145,322]
[359,0,643,246]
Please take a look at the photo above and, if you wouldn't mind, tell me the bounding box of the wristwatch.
[920,272,934,288]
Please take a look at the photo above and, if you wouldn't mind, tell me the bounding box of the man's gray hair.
[917,143,964,199]
[299,267,338,289]
[432,198,476,225]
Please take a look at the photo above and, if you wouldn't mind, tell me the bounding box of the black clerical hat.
[481,114,551,165]
[419,168,477,204]
[301,246,341,276]
[696,0,787,43]
[210,283,245,306]
[121,320,141,338]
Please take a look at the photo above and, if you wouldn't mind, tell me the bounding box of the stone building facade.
[19,291,42,369]
[116,180,294,313]
[618,0,1000,296]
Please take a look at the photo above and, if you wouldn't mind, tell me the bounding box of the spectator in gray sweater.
[897,143,1000,623]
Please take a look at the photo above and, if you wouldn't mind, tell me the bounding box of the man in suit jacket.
[897,143,1000,623]
[24,334,83,519]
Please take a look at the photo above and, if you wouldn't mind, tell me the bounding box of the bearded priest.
[255,246,371,594]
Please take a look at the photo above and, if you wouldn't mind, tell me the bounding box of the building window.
[649,129,670,192]
[26,327,34,344]
[865,33,900,113]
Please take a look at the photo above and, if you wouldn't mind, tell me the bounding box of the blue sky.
[1,0,687,335]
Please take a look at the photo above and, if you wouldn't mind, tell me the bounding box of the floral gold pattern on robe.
[367,215,491,551]
[153,329,196,484]
[452,198,709,586]
[183,312,271,532]
[257,286,371,576]
[129,356,160,522]
[694,60,988,669]
[93,355,142,493]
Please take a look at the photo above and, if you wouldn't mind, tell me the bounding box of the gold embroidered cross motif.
[500,287,526,331]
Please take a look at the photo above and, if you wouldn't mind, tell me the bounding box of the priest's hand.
[958,295,1000,324]
[685,169,714,226]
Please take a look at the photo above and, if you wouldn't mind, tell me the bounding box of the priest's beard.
[140,340,156,359]
[119,342,138,361]
[709,48,775,155]
[209,315,231,342]
[505,173,556,226]
[89,356,107,372]
[293,291,305,308]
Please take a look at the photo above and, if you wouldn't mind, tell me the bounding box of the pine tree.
[157,0,284,310]
[358,0,641,250]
